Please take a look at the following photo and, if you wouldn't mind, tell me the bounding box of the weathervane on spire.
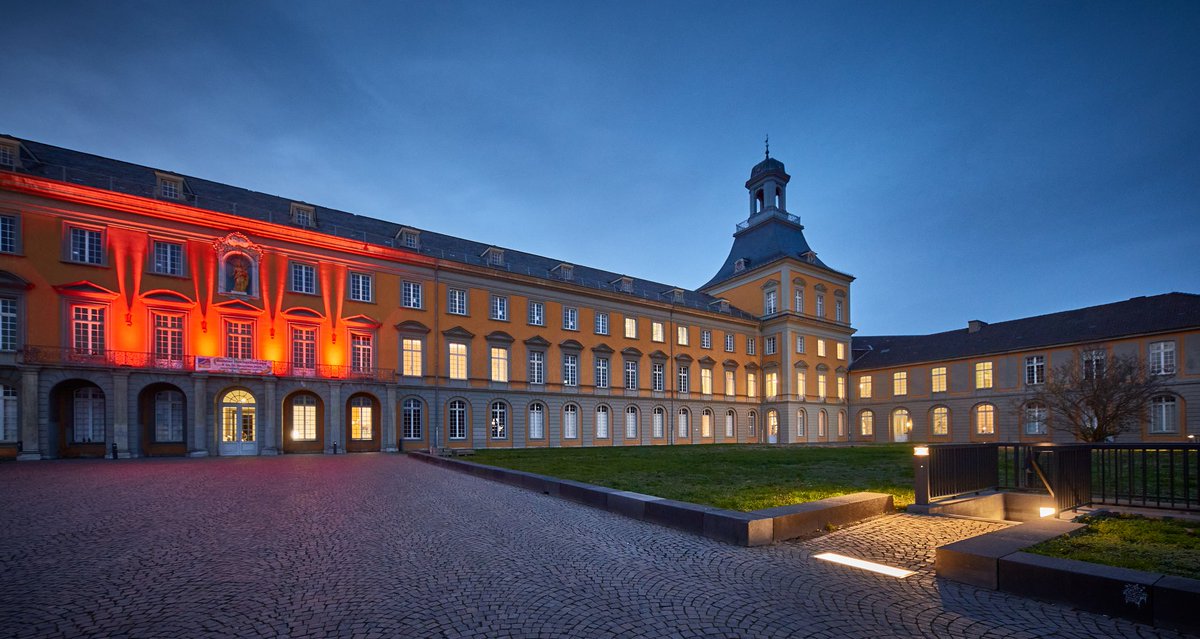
[764,134,770,159]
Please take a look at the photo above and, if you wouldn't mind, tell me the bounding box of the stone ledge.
[935,519,1081,589]
[408,452,891,547]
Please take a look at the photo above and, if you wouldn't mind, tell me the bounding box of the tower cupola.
[745,143,790,218]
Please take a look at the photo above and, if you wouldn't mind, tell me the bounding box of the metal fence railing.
[1091,444,1200,511]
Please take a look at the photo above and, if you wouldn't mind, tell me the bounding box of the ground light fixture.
[1039,507,1056,518]
[812,553,916,579]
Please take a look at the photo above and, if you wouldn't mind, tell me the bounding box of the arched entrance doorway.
[892,408,911,443]
[139,383,187,457]
[345,393,380,452]
[218,389,257,456]
[283,391,324,454]
[51,380,107,458]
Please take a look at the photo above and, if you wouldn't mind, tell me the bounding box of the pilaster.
[383,386,398,452]
[189,375,209,456]
[260,377,278,455]
[112,372,132,458]
[16,368,40,460]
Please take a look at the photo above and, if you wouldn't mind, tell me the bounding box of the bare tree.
[1029,346,1165,442]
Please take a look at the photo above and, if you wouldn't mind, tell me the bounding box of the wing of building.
[0,135,1192,459]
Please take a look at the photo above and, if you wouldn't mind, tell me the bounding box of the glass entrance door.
[218,390,257,456]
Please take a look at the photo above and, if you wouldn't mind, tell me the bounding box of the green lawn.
[1028,514,1200,580]
[469,444,915,512]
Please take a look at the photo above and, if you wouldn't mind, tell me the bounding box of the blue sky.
[4,1,1197,335]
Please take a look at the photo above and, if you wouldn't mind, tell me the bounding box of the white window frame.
[652,363,665,392]
[526,300,543,325]
[490,347,509,383]
[563,306,578,331]
[764,336,776,355]
[67,226,104,265]
[528,350,545,385]
[290,262,317,295]
[447,288,468,315]
[1025,355,1045,385]
[448,343,468,381]
[401,338,423,377]
[563,353,579,387]
[1149,341,1176,376]
[931,367,946,393]
[291,325,317,372]
[725,333,735,353]
[624,361,638,390]
[595,357,609,389]
[401,281,423,309]
[651,322,664,343]
[975,361,993,389]
[893,371,908,396]
[349,272,374,303]
[490,295,508,321]
[152,241,184,276]
[676,325,689,346]
[594,311,609,335]
[624,316,637,339]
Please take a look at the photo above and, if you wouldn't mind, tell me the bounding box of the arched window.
[350,395,374,440]
[563,404,579,439]
[725,409,735,438]
[701,409,713,438]
[1024,402,1047,436]
[652,406,665,438]
[1150,395,1178,434]
[818,410,828,437]
[528,402,545,439]
[489,401,508,439]
[291,394,318,441]
[859,410,874,437]
[596,405,610,438]
[677,408,690,439]
[448,399,467,440]
[795,409,806,438]
[402,398,422,440]
[974,403,995,435]
[153,389,184,442]
[624,406,638,439]
[220,389,256,447]
[892,408,911,440]
[837,411,846,437]
[0,385,16,442]
[931,406,950,436]
[767,409,779,442]
[73,386,105,443]
[748,410,758,437]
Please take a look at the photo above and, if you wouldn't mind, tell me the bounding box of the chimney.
[968,319,987,333]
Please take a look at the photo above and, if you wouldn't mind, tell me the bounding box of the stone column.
[17,368,40,460]
[327,381,341,453]
[383,385,398,452]
[261,378,278,455]
[112,372,132,458]
[190,376,209,457]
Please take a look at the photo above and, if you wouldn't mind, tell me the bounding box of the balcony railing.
[19,346,396,383]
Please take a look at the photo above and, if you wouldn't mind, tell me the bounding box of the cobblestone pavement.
[0,455,1187,638]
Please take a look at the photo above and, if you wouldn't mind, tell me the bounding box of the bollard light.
[913,446,929,457]
[1039,507,1056,518]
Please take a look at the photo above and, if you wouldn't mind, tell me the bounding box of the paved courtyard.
[0,455,1186,638]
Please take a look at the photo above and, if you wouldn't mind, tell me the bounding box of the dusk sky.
[4,1,1197,335]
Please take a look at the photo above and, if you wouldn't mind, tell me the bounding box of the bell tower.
[746,139,790,222]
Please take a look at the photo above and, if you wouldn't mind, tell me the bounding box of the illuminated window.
[527,300,543,325]
[1082,349,1106,380]
[975,362,993,389]
[818,373,827,399]
[624,360,638,390]
[652,363,664,392]
[489,295,508,321]
[835,299,844,322]
[447,288,468,315]
[974,404,995,435]
[652,406,665,438]
[794,289,804,313]
[290,394,317,441]
[837,375,845,401]
[489,401,507,439]
[724,333,735,352]
[796,370,806,398]
[765,336,777,355]
[677,365,689,393]
[1150,395,1177,433]
[594,311,609,335]
[287,326,317,373]
[701,368,713,395]
[794,409,805,437]
[624,316,637,339]
[153,390,184,442]
[1025,355,1045,385]
[1024,403,1046,435]
[747,372,757,398]
[401,282,422,309]
[817,339,826,357]
[932,406,949,436]
[528,351,544,385]
[765,371,778,399]
[651,321,664,342]
[725,409,735,438]
[625,406,638,439]
[402,398,422,439]
[746,337,755,355]
[351,334,374,373]
[349,272,373,303]
[291,204,315,227]
[528,402,545,439]
[448,343,467,380]
[563,404,579,439]
[596,405,610,438]
[858,376,872,399]
[893,371,908,396]
[795,333,805,354]
[290,262,316,295]
[68,227,103,265]
[402,338,422,377]
[152,241,183,276]
[350,396,373,440]
[931,367,946,393]
[1150,342,1176,376]
[771,410,781,440]
[0,215,17,254]
[677,408,690,438]
[701,329,712,349]
[152,313,184,366]
[724,370,735,397]
[595,357,609,389]
[701,409,713,438]
[0,297,15,351]
[836,342,845,360]
[225,320,253,359]
[490,347,509,383]
[72,387,105,443]
[563,306,578,331]
[563,353,578,387]
[860,411,874,437]
[764,288,778,315]
[448,400,467,440]
[677,325,689,346]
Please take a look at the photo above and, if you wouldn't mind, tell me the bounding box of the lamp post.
[913,445,930,506]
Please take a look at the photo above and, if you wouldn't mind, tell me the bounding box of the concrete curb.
[408,451,893,547]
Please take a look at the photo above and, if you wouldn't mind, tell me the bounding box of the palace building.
[0,135,1193,459]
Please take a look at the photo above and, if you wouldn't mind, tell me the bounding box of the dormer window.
[802,250,817,264]
[719,299,730,313]
[291,204,316,228]
[398,228,420,249]
[482,247,505,267]
[0,141,19,169]
[619,277,633,293]
[672,289,684,303]
[733,258,747,273]
[156,173,185,201]
[554,263,574,281]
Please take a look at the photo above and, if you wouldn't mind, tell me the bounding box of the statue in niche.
[228,254,251,294]
[214,233,262,297]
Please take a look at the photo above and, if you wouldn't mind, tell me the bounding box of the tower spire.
[764,134,770,159]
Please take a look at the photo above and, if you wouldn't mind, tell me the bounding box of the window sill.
[147,271,190,280]
[61,259,108,268]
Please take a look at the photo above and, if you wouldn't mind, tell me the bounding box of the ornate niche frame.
[214,233,262,297]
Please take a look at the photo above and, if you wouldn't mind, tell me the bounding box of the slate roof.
[2,135,757,321]
[701,212,845,289]
[850,293,1200,370]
